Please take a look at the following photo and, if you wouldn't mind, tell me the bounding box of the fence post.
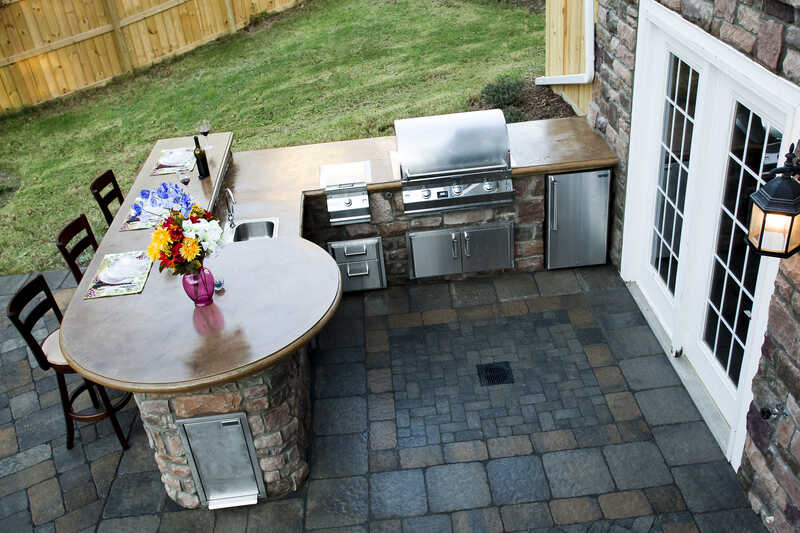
[102,0,133,73]
[223,0,237,34]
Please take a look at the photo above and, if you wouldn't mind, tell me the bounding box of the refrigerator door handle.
[550,177,558,231]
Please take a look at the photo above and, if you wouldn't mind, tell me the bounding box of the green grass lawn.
[0,0,544,275]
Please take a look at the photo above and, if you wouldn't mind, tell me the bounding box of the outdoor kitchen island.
[58,116,617,510]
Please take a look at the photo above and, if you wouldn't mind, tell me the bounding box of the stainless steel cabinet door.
[408,229,462,278]
[547,170,610,269]
[461,222,514,273]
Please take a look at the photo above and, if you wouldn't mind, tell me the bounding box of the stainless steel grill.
[395,109,513,215]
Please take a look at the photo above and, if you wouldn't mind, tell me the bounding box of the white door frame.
[621,0,800,467]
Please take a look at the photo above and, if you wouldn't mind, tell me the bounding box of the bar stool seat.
[7,274,131,450]
[41,329,67,367]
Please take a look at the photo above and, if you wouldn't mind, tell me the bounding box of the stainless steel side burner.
[395,109,514,215]
[320,161,372,226]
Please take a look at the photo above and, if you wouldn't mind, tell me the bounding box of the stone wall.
[301,176,546,285]
[134,348,311,508]
[589,0,800,531]
[587,0,800,267]
[739,254,800,531]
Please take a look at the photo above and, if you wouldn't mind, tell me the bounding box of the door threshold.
[625,281,732,453]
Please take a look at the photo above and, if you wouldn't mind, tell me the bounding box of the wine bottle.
[194,136,210,179]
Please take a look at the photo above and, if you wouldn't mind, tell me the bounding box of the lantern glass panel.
[789,214,800,254]
[747,203,764,249]
[761,212,792,253]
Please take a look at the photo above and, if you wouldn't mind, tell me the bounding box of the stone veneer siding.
[302,175,546,285]
[134,348,311,508]
[587,0,800,531]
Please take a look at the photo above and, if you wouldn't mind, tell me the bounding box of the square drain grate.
[477,362,514,386]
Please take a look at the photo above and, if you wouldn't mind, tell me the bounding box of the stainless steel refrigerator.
[546,169,611,269]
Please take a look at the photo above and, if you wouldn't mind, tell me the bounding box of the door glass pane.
[650,54,699,293]
[703,102,782,387]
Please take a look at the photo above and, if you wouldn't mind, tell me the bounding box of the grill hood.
[395,109,511,181]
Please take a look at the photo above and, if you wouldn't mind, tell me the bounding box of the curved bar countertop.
[59,132,342,393]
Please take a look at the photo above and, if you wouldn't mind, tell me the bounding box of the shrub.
[481,74,525,108]
[502,106,525,123]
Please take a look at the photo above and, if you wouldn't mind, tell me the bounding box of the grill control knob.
[452,184,463,195]
[344,198,353,207]
[483,181,496,192]
[422,189,431,199]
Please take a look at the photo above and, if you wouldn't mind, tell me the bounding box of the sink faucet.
[224,188,236,229]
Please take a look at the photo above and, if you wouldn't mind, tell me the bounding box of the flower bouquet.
[147,200,224,306]
[121,182,195,231]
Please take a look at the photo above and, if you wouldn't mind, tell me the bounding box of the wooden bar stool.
[90,170,124,225]
[56,214,98,284]
[7,275,131,450]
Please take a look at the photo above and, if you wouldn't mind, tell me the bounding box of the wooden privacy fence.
[0,0,298,112]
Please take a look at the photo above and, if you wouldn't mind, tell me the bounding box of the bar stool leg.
[56,372,76,450]
[85,381,100,409]
[98,386,129,450]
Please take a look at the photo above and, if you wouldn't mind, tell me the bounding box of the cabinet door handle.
[451,233,459,259]
[346,262,369,277]
[550,177,558,231]
[344,244,367,256]
[463,231,471,257]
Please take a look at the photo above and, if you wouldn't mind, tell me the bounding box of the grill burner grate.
[477,362,514,386]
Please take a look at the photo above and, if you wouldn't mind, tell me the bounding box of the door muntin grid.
[703,102,782,386]
[650,54,699,293]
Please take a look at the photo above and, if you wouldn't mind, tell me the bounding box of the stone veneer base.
[133,346,311,508]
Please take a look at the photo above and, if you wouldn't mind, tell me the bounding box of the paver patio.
[0,266,766,532]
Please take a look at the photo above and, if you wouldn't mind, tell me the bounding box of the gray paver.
[449,280,497,308]
[0,443,51,477]
[493,273,539,301]
[28,477,64,525]
[313,397,367,435]
[0,490,28,519]
[499,502,553,531]
[619,355,680,391]
[408,284,451,311]
[635,387,702,426]
[314,363,366,398]
[542,449,615,498]
[450,508,503,533]
[306,477,369,529]
[693,508,768,532]
[487,456,550,504]
[401,514,452,532]
[10,391,39,419]
[672,461,748,513]
[14,405,65,450]
[157,510,215,533]
[603,441,672,490]
[97,515,161,533]
[426,462,491,513]
[246,499,303,533]
[534,270,580,296]
[103,471,165,519]
[311,434,368,478]
[607,326,663,359]
[652,422,725,466]
[370,470,427,519]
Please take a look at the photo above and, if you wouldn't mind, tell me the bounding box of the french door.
[623,0,800,464]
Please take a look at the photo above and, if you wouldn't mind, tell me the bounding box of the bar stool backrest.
[7,274,62,371]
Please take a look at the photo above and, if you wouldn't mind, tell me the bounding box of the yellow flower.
[147,242,161,261]
[151,227,171,251]
[180,238,200,261]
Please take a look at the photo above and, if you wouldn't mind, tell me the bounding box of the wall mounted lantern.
[747,142,800,258]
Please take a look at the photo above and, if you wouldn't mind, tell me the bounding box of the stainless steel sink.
[232,218,278,242]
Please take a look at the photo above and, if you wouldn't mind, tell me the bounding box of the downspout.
[535,0,595,86]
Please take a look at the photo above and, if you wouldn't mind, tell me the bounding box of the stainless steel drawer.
[328,238,380,263]
[328,237,387,292]
[338,259,385,292]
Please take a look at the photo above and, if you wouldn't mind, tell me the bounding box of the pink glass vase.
[182,267,214,307]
